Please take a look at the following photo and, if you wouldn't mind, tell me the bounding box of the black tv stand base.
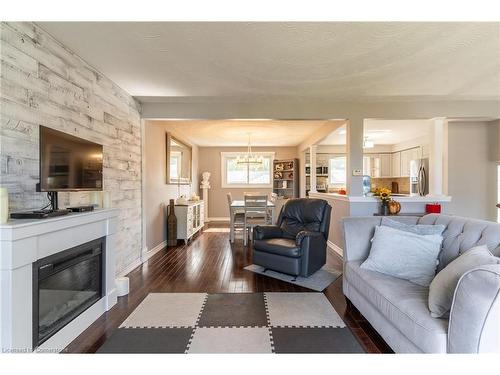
[10,209,70,219]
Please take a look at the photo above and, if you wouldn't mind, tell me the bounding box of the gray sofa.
[342,214,500,353]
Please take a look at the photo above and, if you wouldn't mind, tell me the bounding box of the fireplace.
[32,237,105,348]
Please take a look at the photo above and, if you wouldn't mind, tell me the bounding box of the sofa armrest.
[448,264,500,353]
[253,225,283,240]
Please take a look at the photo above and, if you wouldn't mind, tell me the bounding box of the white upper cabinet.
[400,147,421,177]
[379,154,392,177]
[391,152,401,177]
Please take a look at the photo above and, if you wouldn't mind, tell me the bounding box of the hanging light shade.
[237,133,263,165]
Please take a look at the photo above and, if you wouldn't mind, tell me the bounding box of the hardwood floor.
[64,223,392,353]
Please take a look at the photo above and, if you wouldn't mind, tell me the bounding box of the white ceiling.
[319,119,432,145]
[151,120,329,147]
[37,22,500,102]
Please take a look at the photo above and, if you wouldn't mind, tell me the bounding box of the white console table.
[173,201,204,244]
[0,209,119,352]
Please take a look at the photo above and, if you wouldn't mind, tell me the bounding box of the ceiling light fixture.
[363,136,375,149]
[237,133,263,165]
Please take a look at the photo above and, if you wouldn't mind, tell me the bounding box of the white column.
[429,117,448,197]
[346,118,364,196]
[309,145,318,193]
[202,186,209,222]
[200,172,211,222]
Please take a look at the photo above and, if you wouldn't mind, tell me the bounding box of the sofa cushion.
[346,261,448,353]
[360,225,443,286]
[253,238,301,258]
[382,217,446,236]
[418,214,500,271]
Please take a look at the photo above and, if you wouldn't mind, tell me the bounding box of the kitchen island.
[309,192,452,256]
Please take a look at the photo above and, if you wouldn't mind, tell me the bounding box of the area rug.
[244,264,341,291]
[97,292,364,353]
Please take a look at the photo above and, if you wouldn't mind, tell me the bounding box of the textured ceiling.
[147,120,330,146]
[320,119,432,145]
[38,22,500,101]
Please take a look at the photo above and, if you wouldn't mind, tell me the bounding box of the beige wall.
[144,122,199,251]
[447,121,498,221]
[198,146,298,218]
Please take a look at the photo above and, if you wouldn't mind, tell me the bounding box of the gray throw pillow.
[382,217,446,236]
[428,245,500,318]
[360,225,443,287]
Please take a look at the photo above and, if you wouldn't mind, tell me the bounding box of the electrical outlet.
[352,169,363,176]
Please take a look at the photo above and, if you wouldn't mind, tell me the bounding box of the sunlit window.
[329,156,347,185]
[221,152,274,187]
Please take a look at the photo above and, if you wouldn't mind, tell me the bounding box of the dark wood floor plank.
[63,223,392,353]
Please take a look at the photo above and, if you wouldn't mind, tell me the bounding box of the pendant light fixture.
[236,133,264,165]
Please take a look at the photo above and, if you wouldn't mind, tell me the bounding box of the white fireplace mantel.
[0,209,119,352]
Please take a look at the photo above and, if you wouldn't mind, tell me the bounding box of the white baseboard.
[327,240,343,258]
[208,217,230,222]
[118,258,143,277]
[119,241,167,277]
[143,240,167,261]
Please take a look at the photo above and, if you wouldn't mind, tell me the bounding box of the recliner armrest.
[253,225,283,240]
[295,230,324,247]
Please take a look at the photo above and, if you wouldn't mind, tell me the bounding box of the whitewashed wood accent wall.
[0,22,143,275]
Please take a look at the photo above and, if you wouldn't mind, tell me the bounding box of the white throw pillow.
[428,245,500,318]
[360,225,443,287]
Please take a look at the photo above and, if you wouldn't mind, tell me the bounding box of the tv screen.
[39,126,103,191]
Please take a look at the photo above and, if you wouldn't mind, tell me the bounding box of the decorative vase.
[0,187,9,224]
[380,200,390,216]
[167,199,178,247]
[388,200,401,215]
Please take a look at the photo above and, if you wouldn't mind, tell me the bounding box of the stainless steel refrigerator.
[410,158,429,196]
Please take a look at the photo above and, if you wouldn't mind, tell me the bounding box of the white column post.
[309,145,318,193]
[346,118,364,196]
[200,172,211,222]
[429,117,448,197]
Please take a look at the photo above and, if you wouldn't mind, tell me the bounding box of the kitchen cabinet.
[400,147,421,177]
[380,154,392,177]
[363,154,391,178]
[391,152,401,177]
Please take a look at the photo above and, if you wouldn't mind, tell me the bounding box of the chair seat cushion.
[345,260,448,353]
[253,238,301,258]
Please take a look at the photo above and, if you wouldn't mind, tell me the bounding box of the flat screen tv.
[39,126,103,191]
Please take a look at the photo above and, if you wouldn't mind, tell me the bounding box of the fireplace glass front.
[33,237,104,348]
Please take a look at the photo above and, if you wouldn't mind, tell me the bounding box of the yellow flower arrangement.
[375,187,392,202]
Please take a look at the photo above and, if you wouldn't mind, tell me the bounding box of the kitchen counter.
[310,192,452,203]
[308,192,452,257]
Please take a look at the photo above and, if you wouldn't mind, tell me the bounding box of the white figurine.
[201,171,211,189]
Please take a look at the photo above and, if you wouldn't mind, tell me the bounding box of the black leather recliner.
[252,198,332,278]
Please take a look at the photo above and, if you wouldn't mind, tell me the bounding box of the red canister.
[426,203,441,214]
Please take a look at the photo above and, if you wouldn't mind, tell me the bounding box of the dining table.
[229,200,275,243]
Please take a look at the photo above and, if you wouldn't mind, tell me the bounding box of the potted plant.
[375,187,392,216]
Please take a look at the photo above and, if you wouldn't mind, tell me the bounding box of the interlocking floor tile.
[265,292,345,327]
[271,327,364,353]
[197,293,267,327]
[120,293,206,328]
[97,328,193,353]
[187,327,273,353]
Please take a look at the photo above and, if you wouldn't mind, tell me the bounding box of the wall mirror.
[166,133,192,184]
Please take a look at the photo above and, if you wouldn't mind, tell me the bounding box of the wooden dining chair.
[243,194,270,246]
[227,193,244,243]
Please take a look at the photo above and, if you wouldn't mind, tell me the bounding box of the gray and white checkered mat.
[97,293,364,353]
